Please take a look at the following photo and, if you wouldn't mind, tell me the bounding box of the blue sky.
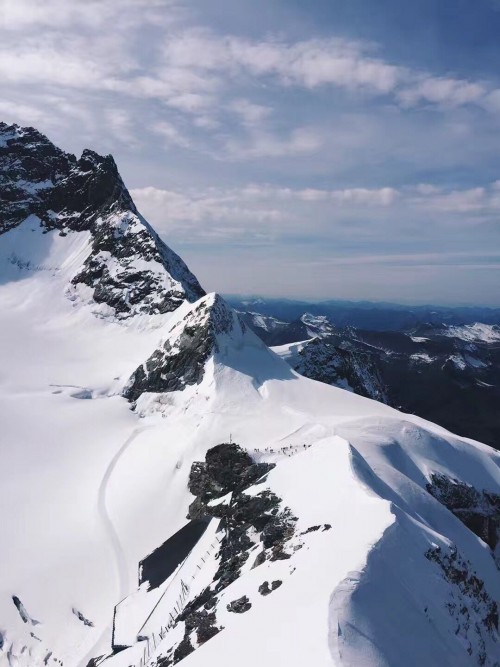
[1,0,500,305]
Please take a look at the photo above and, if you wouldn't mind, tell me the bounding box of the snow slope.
[443,323,500,344]
[0,124,499,667]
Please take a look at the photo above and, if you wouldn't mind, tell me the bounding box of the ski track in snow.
[77,425,152,667]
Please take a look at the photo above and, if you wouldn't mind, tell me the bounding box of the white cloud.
[237,184,399,205]
[224,127,322,159]
[0,99,48,125]
[162,30,403,93]
[415,187,488,212]
[414,183,443,196]
[0,0,179,31]
[330,187,398,206]
[229,99,271,127]
[104,108,137,144]
[2,1,499,304]
[398,76,486,108]
[482,89,500,112]
[131,185,283,241]
[2,4,500,163]
[152,121,191,148]
[129,181,500,247]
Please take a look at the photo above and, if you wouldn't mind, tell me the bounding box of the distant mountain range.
[226,295,500,331]
[238,310,500,450]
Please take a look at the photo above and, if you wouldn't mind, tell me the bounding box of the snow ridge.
[123,294,244,402]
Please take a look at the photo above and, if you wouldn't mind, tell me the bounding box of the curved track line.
[77,425,152,667]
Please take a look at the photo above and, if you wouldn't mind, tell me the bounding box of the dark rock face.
[0,122,75,233]
[302,525,321,534]
[123,320,214,401]
[85,658,104,667]
[205,444,255,491]
[186,443,276,523]
[188,610,222,644]
[40,149,135,232]
[172,635,195,663]
[12,595,30,624]
[189,443,274,502]
[227,596,251,614]
[155,608,223,667]
[427,474,500,553]
[0,123,205,318]
[426,545,499,665]
[72,607,94,627]
[123,296,243,402]
[258,580,282,596]
[293,335,388,403]
[185,443,295,594]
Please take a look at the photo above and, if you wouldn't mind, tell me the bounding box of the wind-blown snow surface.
[1,129,500,667]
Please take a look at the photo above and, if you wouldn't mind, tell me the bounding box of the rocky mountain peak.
[42,147,137,232]
[0,122,205,318]
[0,122,75,232]
[300,312,335,337]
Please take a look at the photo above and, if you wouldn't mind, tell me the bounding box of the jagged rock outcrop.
[0,122,75,233]
[286,335,388,403]
[426,545,499,665]
[135,443,297,666]
[0,122,205,317]
[188,443,275,505]
[258,580,282,596]
[427,474,500,554]
[124,294,242,401]
[226,596,251,613]
[185,444,295,592]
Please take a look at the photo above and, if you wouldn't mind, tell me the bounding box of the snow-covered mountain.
[0,122,204,319]
[238,310,334,346]
[442,323,500,344]
[227,295,500,330]
[273,336,389,404]
[272,325,500,449]
[1,124,499,667]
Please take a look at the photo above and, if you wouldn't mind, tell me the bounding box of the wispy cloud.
[161,30,403,93]
[130,181,500,248]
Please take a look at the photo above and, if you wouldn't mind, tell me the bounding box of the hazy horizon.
[223,293,500,309]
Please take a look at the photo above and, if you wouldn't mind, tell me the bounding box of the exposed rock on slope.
[124,294,244,401]
[105,444,308,666]
[0,122,204,318]
[426,545,498,665]
[0,122,74,233]
[427,474,500,557]
[278,335,388,403]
